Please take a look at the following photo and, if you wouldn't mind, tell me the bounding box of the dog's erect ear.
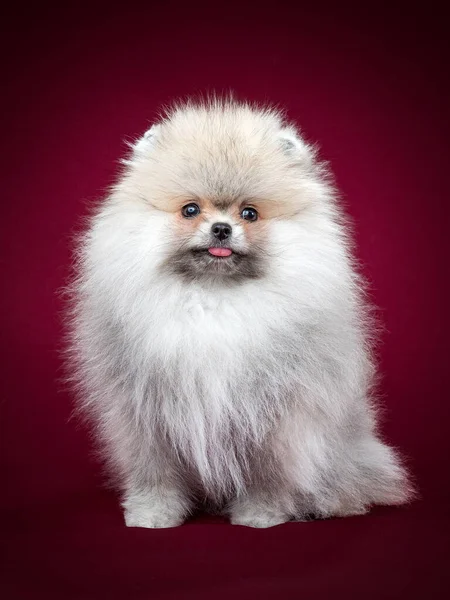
[278,127,316,168]
[131,124,161,157]
[278,127,305,156]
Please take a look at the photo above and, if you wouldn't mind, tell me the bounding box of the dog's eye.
[182,203,201,218]
[240,207,258,222]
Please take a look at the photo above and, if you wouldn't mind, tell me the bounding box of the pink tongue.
[208,247,233,257]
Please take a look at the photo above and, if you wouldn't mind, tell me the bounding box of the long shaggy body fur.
[68,99,412,528]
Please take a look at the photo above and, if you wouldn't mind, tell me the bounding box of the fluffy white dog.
[68,99,412,528]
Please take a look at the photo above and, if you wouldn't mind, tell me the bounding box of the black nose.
[212,222,232,241]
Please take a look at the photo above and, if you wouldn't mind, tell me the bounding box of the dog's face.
[121,102,329,285]
[166,197,267,282]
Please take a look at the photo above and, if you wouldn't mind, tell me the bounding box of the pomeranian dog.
[69,99,412,528]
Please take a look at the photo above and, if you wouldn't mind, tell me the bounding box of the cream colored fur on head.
[69,99,412,528]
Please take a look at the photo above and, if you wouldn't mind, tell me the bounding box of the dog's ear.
[130,124,161,157]
[278,127,307,155]
[278,127,316,168]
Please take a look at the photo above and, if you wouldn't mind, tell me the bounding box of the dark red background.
[1,2,449,598]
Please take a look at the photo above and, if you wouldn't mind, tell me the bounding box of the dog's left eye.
[182,203,201,218]
[240,207,258,222]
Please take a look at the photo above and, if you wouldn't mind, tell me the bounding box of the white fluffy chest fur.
[114,280,305,495]
[144,280,279,360]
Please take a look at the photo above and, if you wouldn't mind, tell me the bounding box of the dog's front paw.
[231,512,289,528]
[230,503,289,528]
[123,489,188,529]
[124,506,184,528]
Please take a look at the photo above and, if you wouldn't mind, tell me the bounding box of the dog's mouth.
[191,246,242,260]
[168,245,263,282]
[207,247,233,258]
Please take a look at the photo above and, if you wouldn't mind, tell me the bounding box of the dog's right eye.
[182,203,201,218]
